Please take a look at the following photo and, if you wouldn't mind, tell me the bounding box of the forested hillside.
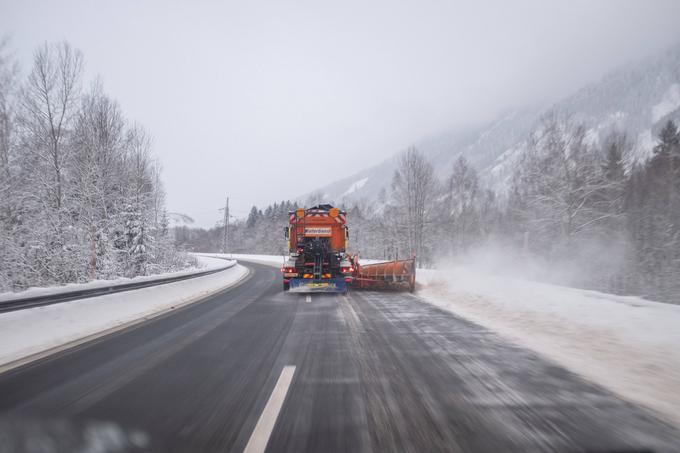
[179,116,680,303]
[307,43,680,205]
[0,40,191,292]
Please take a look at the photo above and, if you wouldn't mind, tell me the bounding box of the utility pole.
[222,196,229,253]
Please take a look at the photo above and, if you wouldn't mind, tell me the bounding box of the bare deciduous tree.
[20,41,83,210]
[391,147,438,265]
[511,114,614,254]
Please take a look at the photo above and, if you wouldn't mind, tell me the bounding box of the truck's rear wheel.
[283,282,290,291]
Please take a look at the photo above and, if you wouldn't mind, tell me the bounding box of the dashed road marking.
[243,365,296,453]
[305,295,312,303]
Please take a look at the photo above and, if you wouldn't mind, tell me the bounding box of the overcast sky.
[2,0,680,227]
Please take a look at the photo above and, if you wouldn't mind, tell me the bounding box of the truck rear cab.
[282,205,352,293]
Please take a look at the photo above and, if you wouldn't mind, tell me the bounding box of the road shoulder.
[0,263,250,373]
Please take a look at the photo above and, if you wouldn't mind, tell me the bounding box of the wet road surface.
[1,261,678,452]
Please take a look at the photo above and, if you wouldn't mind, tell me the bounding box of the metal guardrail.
[0,259,237,314]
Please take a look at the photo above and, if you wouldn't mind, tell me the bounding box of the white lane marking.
[243,365,296,453]
[305,295,312,303]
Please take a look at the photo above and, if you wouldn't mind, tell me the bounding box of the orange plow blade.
[350,257,416,292]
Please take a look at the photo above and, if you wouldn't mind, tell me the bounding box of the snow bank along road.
[0,256,248,373]
[418,266,680,430]
[0,255,238,313]
[1,261,679,452]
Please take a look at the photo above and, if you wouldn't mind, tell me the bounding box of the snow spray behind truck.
[281,204,415,293]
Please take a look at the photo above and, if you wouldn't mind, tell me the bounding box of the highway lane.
[1,261,680,452]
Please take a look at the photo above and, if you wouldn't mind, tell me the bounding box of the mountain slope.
[302,42,680,204]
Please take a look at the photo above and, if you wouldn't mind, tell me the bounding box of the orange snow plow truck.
[281,204,416,293]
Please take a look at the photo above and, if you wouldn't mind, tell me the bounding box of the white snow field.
[0,256,248,371]
[417,267,680,426]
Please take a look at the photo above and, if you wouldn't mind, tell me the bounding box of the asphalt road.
[1,261,679,452]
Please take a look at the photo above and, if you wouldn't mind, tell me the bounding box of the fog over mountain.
[4,1,680,226]
[308,42,680,204]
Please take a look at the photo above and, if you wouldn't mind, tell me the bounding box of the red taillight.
[341,267,354,273]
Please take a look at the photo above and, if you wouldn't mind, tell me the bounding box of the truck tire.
[283,282,290,291]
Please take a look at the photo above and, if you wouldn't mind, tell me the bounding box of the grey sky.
[2,0,680,227]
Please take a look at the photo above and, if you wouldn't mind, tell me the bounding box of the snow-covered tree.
[391,147,438,265]
[20,42,83,211]
[0,36,21,289]
[443,156,481,254]
[70,81,127,278]
[510,115,612,254]
[0,40,190,292]
[625,120,680,299]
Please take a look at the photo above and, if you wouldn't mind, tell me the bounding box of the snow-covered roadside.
[417,267,680,426]
[207,253,388,268]
[0,254,232,303]
[203,253,285,268]
[0,256,248,371]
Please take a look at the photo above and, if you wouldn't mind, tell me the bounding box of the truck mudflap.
[288,277,348,294]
